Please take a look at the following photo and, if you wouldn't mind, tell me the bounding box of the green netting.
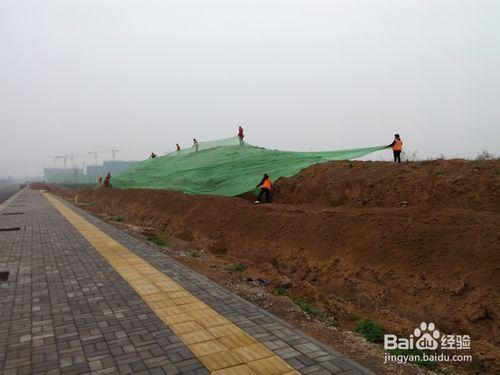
[114,137,388,196]
[169,136,246,156]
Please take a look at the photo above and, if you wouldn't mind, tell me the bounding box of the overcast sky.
[1,0,499,177]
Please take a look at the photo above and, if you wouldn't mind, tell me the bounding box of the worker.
[237,126,244,145]
[193,138,199,152]
[176,143,181,155]
[150,152,157,159]
[388,134,403,163]
[254,174,272,204]
[104,172,111,188]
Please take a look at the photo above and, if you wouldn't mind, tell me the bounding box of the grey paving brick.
[0,191,203,375]
[0,190,374,375]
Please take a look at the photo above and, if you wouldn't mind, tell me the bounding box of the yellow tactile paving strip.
[44,193,300,375]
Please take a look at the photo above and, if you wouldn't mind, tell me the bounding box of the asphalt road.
[0,183,21,204]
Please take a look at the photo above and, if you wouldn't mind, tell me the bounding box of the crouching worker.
[254,174,272,204]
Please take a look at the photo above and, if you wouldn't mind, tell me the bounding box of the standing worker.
[237,126,244,145]
[388,134,403,163]
[193,139,199,152]
[254,174,272,204]
[104,172,111,188]
[176,143,181,155]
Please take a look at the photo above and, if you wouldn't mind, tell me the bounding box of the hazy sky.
[1,0,499,176]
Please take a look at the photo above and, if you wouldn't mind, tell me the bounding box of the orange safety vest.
[262,178,272,190]
[392,139,403,151]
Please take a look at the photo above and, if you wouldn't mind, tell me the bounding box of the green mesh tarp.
[113,137,387,196]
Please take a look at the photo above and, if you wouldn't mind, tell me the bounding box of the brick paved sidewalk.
[0,190,373,375]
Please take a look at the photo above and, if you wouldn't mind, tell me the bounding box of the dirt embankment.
[273,159,499,210]
[48,159,500,372]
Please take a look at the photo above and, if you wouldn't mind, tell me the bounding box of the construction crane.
[48,155,65,167]
[63,154,74,168]
[97,146,120,160]
[88,151,100,166]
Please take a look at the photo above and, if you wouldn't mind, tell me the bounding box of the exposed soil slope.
[273,159,500,210]
[48,159,500,372]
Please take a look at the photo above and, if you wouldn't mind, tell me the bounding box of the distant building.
[43,160,138,185]
[43,168,86,184]
[86,160,138,179]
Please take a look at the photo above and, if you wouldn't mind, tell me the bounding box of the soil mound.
[48,159,500,372]
[273,159,500,210]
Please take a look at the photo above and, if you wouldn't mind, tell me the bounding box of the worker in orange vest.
[255,174,272,204]
[388,134,403,163]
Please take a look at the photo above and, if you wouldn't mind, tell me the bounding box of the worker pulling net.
[167,136,246,157]
[114,137,387,196]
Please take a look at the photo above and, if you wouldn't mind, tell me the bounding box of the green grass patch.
[354,319,384,343]
[190,251,200,258]
[227,262,247,272]
[275,287,318,315]
[111,215,125,222]
[146,234,166,246]
[291,297,318,315]
[275,284,290,296]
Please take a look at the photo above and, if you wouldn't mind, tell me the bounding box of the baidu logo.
[384,321,439,350]
[414,322,440,350]
[384,322,472,364]
[384,321,470,352]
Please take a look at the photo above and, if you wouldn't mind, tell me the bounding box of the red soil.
[46,159,500,372]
